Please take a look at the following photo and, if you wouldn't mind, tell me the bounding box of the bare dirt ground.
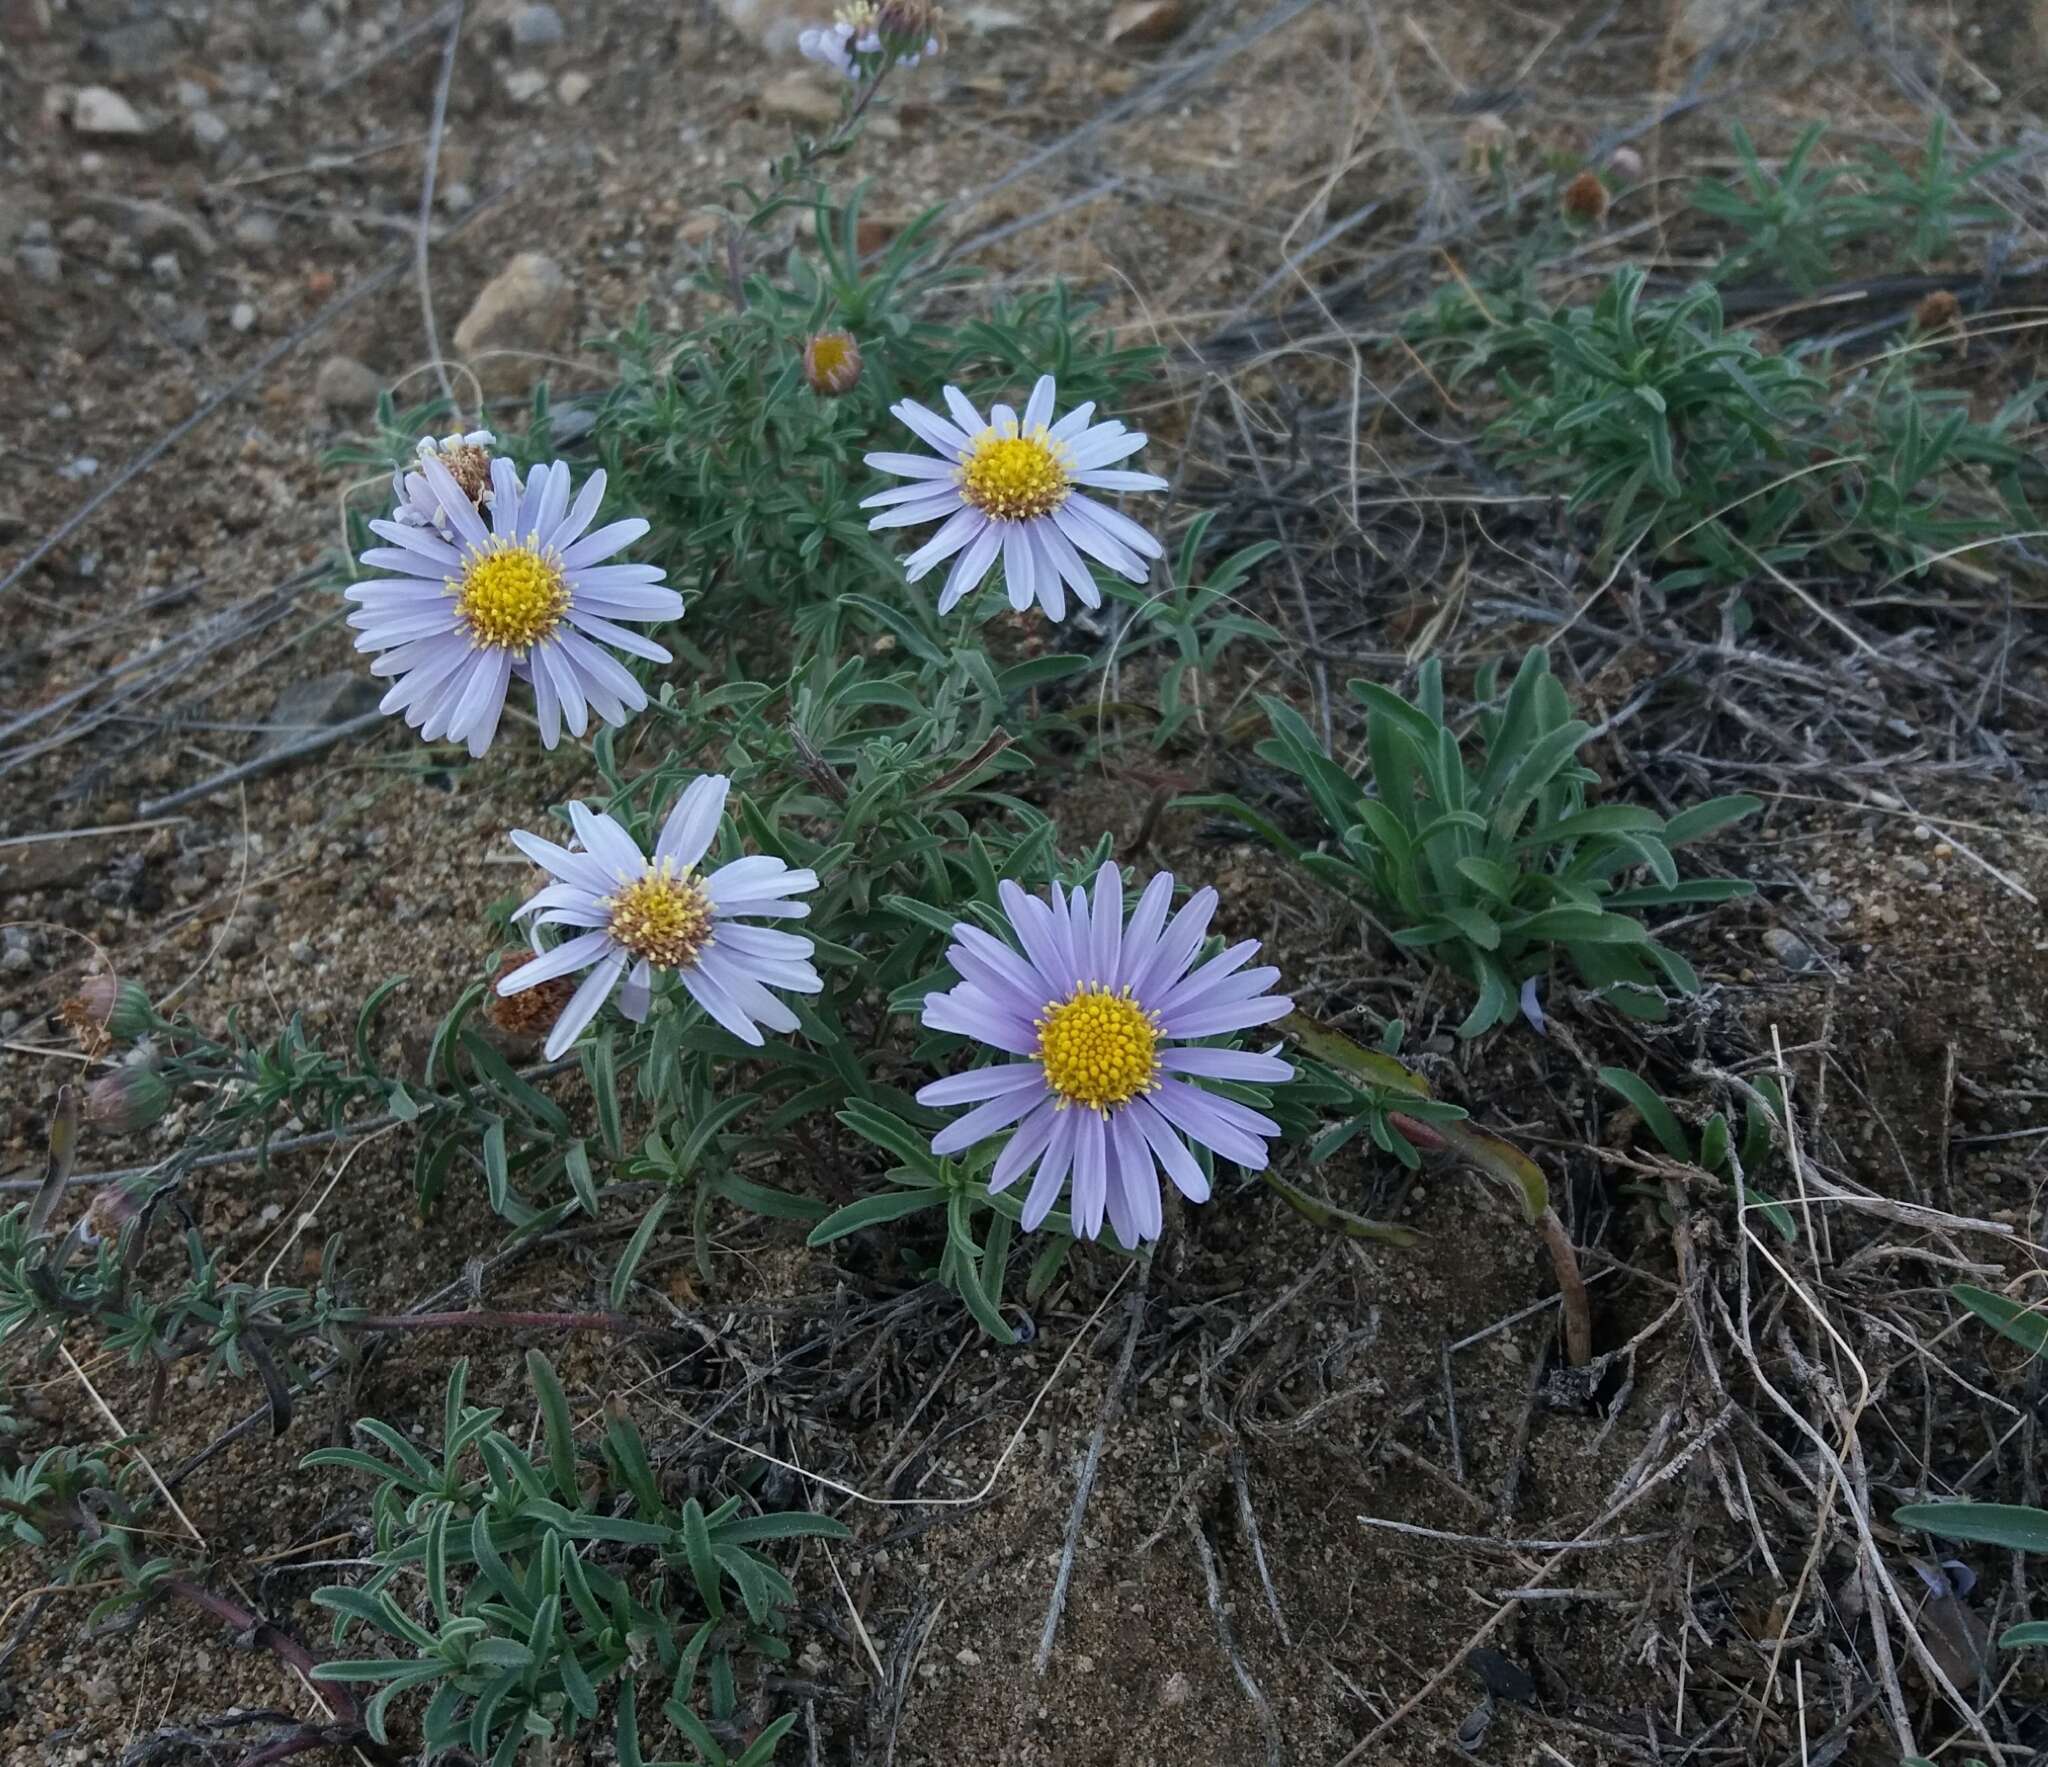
[6,0,2048,1763]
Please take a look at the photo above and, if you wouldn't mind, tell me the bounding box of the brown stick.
[1537,1207,1593,1367]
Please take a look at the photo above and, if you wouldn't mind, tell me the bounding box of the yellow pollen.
[958,427,1071,521]
[454,539,569,653]
[1035,985,1160,1114]
[604,865,714,970]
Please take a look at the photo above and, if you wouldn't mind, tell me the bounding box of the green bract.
[1209,648,1758,1037]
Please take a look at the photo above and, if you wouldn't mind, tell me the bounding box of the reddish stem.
[162,1576,357,1726]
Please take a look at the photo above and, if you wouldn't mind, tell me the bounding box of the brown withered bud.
[802,329,863,398]
[1561,169,1610,227]
[58,974,154,1054]
[1914,289,1962,336]
[485,950,576,1044]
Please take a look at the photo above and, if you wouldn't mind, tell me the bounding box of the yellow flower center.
[1036,985,1160,1114]
[958,428,1071,521]
[604,865,715,970]
[454,540,570,653]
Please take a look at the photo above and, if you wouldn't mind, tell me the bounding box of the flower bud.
[1560,169,1609,226]
[803,329,863,398]
[85,1063,172,1134]
[61,975,155,1049]
[1914,289,1961,335]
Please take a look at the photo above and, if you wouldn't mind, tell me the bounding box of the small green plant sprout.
[1484,266,1826,581]
[308,1354,848,1762]
[1596,1067,1797,1242]
[1835,114,2018,269]
[1277,1014,1593,1365]
[1208,648,1758,1037]
[1691,121,1844,292]
[807,1101,1074,1344]
[1895,1285,2048,1654]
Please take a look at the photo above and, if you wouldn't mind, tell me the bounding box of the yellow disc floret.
[454,539,570,653]
[1036,985,1160,1114]
[604,864,714,970]
[959,427,1071,521]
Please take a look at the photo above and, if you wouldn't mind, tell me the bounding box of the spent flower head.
[348,456,682,758]
[917,865,1293,1244]
[803,329,863,397]
[863,374,1167,621]
[497,776,823,1059]
[392,430,496,530]
[59,975,153,1052]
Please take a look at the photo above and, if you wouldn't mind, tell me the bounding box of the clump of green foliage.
[1200,648,1757,1036]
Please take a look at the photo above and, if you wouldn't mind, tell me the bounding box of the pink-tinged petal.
[543,951,628,1060]
[864,449,960,480]
[988,1099,1060,1195]
[890,399,970,460]
[1020,1109,1081,1230]
[903,505,988,583]
[942,386,987,438]
[656,774,729,870]
[1068,1111,1108,1240]
[561,518,651,570]
[566,801,646,882]
[1159,1047,1294,1084]
[498,929,614,994]
[1130,1097,1209,1202]
[1127,886,1217,1002]
[618,959,654,1023]
[934,522,1001,610]
[509,828,612,894]
[1162,995,1293,1040]
[1067,428,1153,471]
[1022,375,1056,433]
[547,468,608,552]
[1067,493,1164,559]
[1074,469,1171,494]
[1090,863,1123,985]
[678,962,766,1046]
[1116,872,1177,993]
[930,1082,1047,1157]
[1052,503,1147,581]
[916,1062,1047,1108]
[1108,1108,1162,1245]
[1048,403,1100,444]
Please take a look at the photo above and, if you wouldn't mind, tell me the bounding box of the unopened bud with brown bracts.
[803,329,863,398]
[58,974,155,1052]
[877,0,944,52]
[1914,289,1962,337]
[1561,169,1609,227]
[85,1061,172,1134]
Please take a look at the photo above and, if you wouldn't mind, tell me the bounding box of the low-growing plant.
[1691,121,1844,292]
[1597,1066,1796,1240]
[1198,648,1758,1036]
[308,1353,848,1762]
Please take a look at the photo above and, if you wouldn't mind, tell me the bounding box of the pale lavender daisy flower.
[348,456,681,759]
[798,2,940,77]
[916,865,1293,1245]
[391,429,496,531]
[497,777,821,1060]
[862,374,1168,621]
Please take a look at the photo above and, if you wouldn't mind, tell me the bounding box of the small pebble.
[230,301,256,332]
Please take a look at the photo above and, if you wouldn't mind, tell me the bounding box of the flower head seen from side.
[798,2,942,77]
[496,777,822,1061]
[862,374,1167,622]
[917,866,1293,1245]
[348,456,682,758]
[391,429,496,530]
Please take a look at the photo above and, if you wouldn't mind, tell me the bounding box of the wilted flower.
[1561,169,1609,226]
[484,949,576,1043]
[798,1,940,78]
[348,456,682,758]
[863,374,1167,621]
[1914,288,1962,335]
[497,777,823,1060]
[917,865,1293,1244]
[59,975,153,1051]
[392,430,496,530]
[85,1061,172,1133]
[803,329,863,397]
